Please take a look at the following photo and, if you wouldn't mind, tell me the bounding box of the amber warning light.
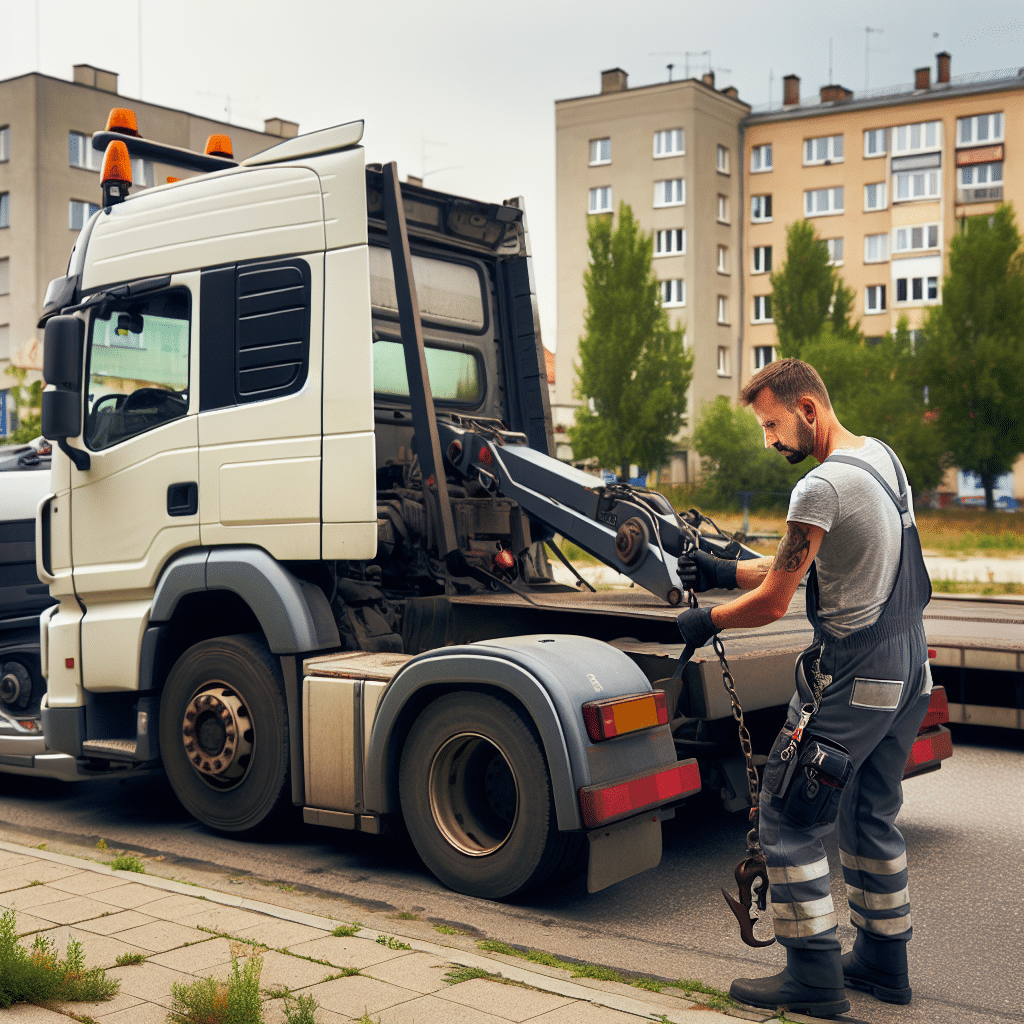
[205,134,233,158]
[105,107,140,136]
[100,140,133,206]
[582,691,669,742]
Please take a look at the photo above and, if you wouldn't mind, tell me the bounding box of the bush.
[168,954,263,1024]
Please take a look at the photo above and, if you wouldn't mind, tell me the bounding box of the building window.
[717,296,729,325]
[752,295,772,323]
[589,186,612,214]
[957,112,1003,146]
[895,276,939,304]
[653,128,685,157]
[660,279,685,306]
[751,144,772,172]
[864,182,887,211]
[865,284,886,313]
[589,138,611,165]
[803,134,844,165]
[0,192,8,229]
[751,194,772,222]
[0,126,8,162]
[864,233,889,263]
[717,345,731,376]
[69,200,100,231]
[804,187,844,217]
[893,120,941,154]
[717,245,729,274]
[894,169,940,202]
[863,128,888,157]
[894,224,939,253]
[717,194,730,223]
[825,238,843,265]
[69,131,100,170]
[752,245,772,273]
[958,162,1003,203]
[753,345,775,371]
[655,228,686,256]
[654,179,685,207]
[0,257,8,295]
[131,158,155,188]
[716,145,730,173]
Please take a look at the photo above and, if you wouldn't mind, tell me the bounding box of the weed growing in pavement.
[69,1015,100,1024]
[0,909,120,1009]
[33,843,47,850]
[95,839,108,851]
[196,926,269,951]
[444,965,532,988]
[375,935,411,950]
[330,922,361,937]
[663,977,737,1012]
[282,992,320,1023]
[28,880,42,887]
[114,952,146,966]
[391,911,419,921]
[321,968,359,981]
[168,953,263,1024]
[109,853,144,873]
[433,924,463,936]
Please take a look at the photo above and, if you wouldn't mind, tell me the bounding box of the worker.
[676,358,932,1019]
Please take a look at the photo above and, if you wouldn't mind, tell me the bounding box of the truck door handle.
[167,482,198,517]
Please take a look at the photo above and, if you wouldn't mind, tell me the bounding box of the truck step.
[81,738,138,759]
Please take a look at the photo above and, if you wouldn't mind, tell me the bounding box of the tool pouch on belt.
[770,735,853,828]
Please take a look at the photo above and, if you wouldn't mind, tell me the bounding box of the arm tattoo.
[772,522,811,573]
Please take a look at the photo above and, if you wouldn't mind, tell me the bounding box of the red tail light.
[918,685,949,733]
[582,691,668,742]
[905,729,953,774]
[579,760,700,827]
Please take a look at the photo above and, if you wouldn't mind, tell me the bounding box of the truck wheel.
[399,691,582,899]
[159,634,290,835]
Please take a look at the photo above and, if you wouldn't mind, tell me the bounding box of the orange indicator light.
[205,134,233,158]
[582,691,668,742]
[101,140,133,186]
[105,108,140,136]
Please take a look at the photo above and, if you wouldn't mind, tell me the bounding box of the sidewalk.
[0,841,799,1024]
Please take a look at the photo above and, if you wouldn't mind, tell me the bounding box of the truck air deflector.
[242,121,365,166]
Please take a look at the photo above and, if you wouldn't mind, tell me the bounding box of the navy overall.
[758,442,933,955]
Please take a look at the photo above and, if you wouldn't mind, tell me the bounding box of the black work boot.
[842,933,911,1004]
[730,947,850,1018]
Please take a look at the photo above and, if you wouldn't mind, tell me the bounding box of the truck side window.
[85,288,190,450]
[373,337,483,405]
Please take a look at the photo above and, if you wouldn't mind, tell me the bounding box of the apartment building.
[742,52,1024,384]
[555,69,749,483]
[0,65,297,434]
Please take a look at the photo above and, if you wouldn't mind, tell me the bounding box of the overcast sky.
[3,0,1023,351]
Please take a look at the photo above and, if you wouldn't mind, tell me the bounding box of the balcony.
[957,185,1003,204]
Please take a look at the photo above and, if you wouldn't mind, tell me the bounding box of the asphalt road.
[0,725,1020,1024]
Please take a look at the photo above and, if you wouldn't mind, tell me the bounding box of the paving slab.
[55,990,146,1018]
[4,1003,82,1022]
[75,908,157,935]
[106,959,192,1004]
[130,892,213,920]
[147,935,236,973]
[176,903,272,934]
[97,1002,178,1023]
[234,917,330,947]
[1,883,75,911]
[92,881,172,910]
[107,918,206,953]
[263,999,352,1024]
[305,973,422,1016]
[10,911,55,935]
[0,861,80,891]
[46,870,137,896]
[374,992,526,1023]
[530,1003,662,1023]
[441,977,575,1021]
[287,933,410,969]
[363,950,454,994]
[27,894,119,925]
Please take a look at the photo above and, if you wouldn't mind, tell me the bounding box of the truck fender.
[363,634,676,832]
[150,546,340,654]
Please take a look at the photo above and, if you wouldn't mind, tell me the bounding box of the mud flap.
[586,814,663,893]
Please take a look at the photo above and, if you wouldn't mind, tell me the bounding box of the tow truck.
[0,109,953,900]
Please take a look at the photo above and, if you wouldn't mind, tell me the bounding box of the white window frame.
[864,181,887,212]
[956,112,1004,147]
[69,199,100,231]
[864,233,889,264]
[825,238,844,266]
[750,194,772,222]
[865,284,887,314]
[716,144,730,174]
[653,128,685,158]
[895,276,940,305]
[803,134,844,165]
[717,244,730,274]
[894,223,940,254]
[0,126,8,163]
[750,144,772,172]
[717,296,729,325]
[804,187,844,217]
[654,228,686,257]
[654,178,685,207]
[588,186,613,214]
[717,345,731,376]
[68,130,99,170]
[589,138,611,166]
[892,120,942,155]
[717,194,730,224]
[894,169,940,202]
[0,192,8,229]
[863,128,888,158]
[752,245,772,274]
[659,279,686,307]
[753,345,775,371]
[752,295,772,323]
[958,161,1004,202]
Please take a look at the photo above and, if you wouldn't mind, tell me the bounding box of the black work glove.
[677,548,739,592]
[676,607,720,650]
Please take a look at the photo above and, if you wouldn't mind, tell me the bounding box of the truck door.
[71,275,199,690]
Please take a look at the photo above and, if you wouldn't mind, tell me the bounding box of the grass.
[114,952,146,966]
[168,954,263,1024]
[932,579,1023,596]
[108,853,145,873]
[330,923,361,937]
[375,934,411,950]
[0,908,120,1009]
[391,911,419,921]
[433,924,464,936]
[281,992,320,1023]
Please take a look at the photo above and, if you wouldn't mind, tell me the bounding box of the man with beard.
[675,358,932,1018]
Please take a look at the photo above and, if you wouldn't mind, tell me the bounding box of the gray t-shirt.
[787,437,915,638]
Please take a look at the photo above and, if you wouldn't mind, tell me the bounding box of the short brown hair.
[740,358,832,410]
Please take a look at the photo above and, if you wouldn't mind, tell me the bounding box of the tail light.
[905,729,953,774]
[582,691,668,742]
[579,760,700,828]
[918,685,949,733]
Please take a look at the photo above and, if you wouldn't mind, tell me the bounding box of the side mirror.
[41,316,90,470]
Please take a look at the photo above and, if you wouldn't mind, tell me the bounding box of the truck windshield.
[85,288,190,450]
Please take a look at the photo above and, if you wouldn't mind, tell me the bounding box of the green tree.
[1,367,42,445]
[769,220,858,358]
[569,203,693,480]
[801,320,947,495]
[918,204,1024,509]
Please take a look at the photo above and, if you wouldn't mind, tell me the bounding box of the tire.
[159,634,290,835]
[399,691,583,899]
